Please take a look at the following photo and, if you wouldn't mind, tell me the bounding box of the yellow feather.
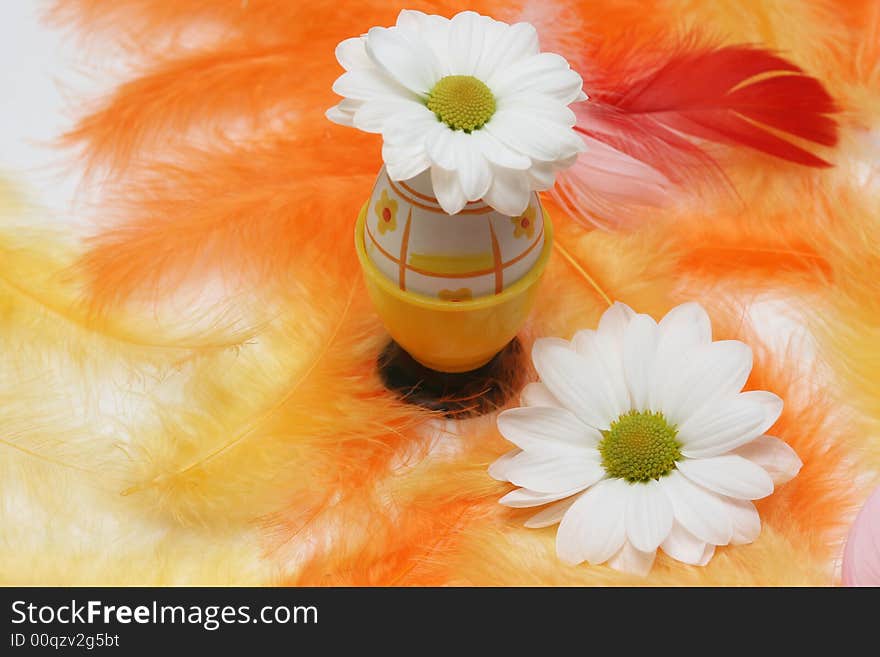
[0,180,274,583]
[117,281,427,527]
[5,0,876,586]
[807,182,880,468]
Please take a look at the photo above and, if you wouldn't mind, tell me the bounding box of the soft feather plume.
[804,182,880,467]
[0,180,261,378]
[0,223,266,352]
[67,44,323,177]
[30,0,879,586]
[55,0,449,177]
[555,43,839,226]
[654,139,880,469]
[660,174,834,291]
[117,280,431,527]
[1,180,432,542]
[583,46,838,167]
[49,0,405,47]
[551,0,872,98]
[0,181,275,584]
[80,137,377,310]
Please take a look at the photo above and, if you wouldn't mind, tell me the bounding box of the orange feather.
[39,0,877,586]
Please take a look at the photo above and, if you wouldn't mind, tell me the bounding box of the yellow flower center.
[598,410,681,483]
[426,75,496,132]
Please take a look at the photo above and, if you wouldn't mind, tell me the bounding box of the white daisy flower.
[326,9,587,216]
[490,302,803,576]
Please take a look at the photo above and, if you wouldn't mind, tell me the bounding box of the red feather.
[554,45,839,227]
[580,46,838,176]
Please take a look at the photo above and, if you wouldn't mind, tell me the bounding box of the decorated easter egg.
[364,166,545,300]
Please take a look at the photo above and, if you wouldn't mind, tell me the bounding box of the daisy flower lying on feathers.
[491,302,802,575]
[326,9,587,216]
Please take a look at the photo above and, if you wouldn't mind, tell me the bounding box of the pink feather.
[842,486,880,586]
[554,135,671,228]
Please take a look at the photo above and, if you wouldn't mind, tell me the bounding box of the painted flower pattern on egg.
[375,189,398,234]
[512,206,536,239]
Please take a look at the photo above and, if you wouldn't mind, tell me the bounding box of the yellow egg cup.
[355,201,554,373]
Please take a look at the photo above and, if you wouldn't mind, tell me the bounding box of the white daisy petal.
[499,487,582,508]
[678,392,783,458]
[381,107,442,148]
[395,10,451,72]
[607,542,657,576]
[469,130,531,170]
[489,52,584,104]
[696,543,716,566]
[533,336,572,351]
[448,11,491,76]
[654,340,753,426]
[496,95,577,127]
[497,407,602,454]
[365,26,440,94]
[568,328,596,353]
[570,329,630,422]
[504,451,606,494]
[474,21,539,80]
[660,521,711,565]
[332,68,413,102]
[489,449,522,481]
[520,382,562,408]
[354,99,424,133]
[383,145,430,180]
[658,302,713,348]
[336,36,371,71]
[647,304,712,413]
[488,448,521,482]
[598,301,636,343]
[732,435,802,485]
[486,109,585,162]
[384,99,439,128]
[625,480,674,552]
[425,126,457,170]
[724,497,762,544]
[430,165,467,214]
[394,9,427,31]
[525,496,579,528]
[482,166,531,215]
[622,313,659,411]
[532,342,620,430]
[740,390,785,433]
[659,470,733,545]
[677,454,774,500]
[451,132,492,201]
[556,478,628,565]
[325,102,358,127]
[525,159,557,190]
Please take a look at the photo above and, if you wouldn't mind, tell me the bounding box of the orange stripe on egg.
[386,175,494,215]
[398,178,485,208]
[399,208,412,291]
[487,219,503,294]
[365,219,544,281]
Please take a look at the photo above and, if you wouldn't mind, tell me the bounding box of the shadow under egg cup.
[355,202,554,374]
